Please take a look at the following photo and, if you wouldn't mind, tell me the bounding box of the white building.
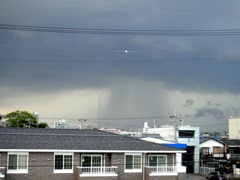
[142,122,200,173]
[143,122,175,141]
[229,117,240,139]
[177,126,200,173]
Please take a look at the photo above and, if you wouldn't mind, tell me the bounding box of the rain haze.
[1,0,240,132]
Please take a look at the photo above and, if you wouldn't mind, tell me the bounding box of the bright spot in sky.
[124,50,128,53]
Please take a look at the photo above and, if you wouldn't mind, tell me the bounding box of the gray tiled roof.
[222,139,240,146]
[0,128,183,152]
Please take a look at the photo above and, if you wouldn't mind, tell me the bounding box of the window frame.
[148,155,167,168]
[124,153,142,173]
[81,154,103,167]
[7,152,28,174]
[213,146,224,154]
[54,153,74,173]
[178,130,195,138]
[80,154,103,174]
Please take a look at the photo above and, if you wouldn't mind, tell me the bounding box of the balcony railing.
[227,153,240,160]
[213,153,224,158]
[0,167,5,178]
[79,166,118,175]
[202,153,225,158]
[200,166,215,175]
[149,166,177,174]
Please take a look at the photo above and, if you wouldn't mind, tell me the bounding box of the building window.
[213,147,224,154]
[125,154,142,172]
[81,155,102,167]
[213,147,224,157]
[8,153,28,173]
[54,153,73,173]
[148,155,167,172]
[201,147,210,156]
[179,130,195,138]
[81,154,103,173]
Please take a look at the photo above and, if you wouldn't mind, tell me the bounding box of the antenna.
[98,92,104,129]
[153,119,156,128]
[169,110,182,142]
[180,114,183,126]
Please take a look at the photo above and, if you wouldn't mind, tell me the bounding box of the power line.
[0,56,239,63]
[47,3,236,17]
[40,116,169,121]
[0,44,140,53]
[1,45,240,63]
[1,24,240,36]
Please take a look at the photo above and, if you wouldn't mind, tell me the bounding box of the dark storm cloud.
[1,0,240,95]
[182,99,194,107]
[194,107,224,119]
[1,0,240,131]
[207,101,222,108]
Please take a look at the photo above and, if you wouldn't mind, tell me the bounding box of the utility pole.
[169,111,183,142]
[98,93,104,129]
[169,114,177,142]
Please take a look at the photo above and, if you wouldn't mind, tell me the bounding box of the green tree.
[6,110,38,128]
[38,122,48,128]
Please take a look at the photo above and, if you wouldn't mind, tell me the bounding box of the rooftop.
[0,128,184,152]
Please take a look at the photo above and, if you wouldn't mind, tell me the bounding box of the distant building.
[142,122,200,174]
[229,117,240,139]
[223,139,240,168]
[0,114,6,127]
[0,121,6,127]
[143,122,175,141]
[101,128,121,134]
[177,126,200,174]
[200,137,227,168]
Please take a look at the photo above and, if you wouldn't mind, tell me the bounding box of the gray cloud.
[194,107,224,119]
[207,101,222,108]
[182,99,194,107]
[1,0,240,131]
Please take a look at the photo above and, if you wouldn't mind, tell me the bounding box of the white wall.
[177,126,200,174]
[143,124,175,141]
[142,123,200,174]
[200,139,224,154]
[229,118,240,139]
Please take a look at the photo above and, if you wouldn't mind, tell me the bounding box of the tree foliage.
[6,110,48,128]
[38,122,48,128]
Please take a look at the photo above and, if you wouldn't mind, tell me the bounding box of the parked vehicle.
[206,171,228,180]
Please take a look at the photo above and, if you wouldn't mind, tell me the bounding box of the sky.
[1,0,240,132]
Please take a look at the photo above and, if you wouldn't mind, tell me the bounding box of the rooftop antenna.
[169,109,177,142]
[98,92,104,129]
[180,114,183,126]
[153,119,156,128]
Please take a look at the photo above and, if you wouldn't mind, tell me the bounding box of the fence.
[149,166,177,174]
[80,166,118,174]
[200,166,215,175]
